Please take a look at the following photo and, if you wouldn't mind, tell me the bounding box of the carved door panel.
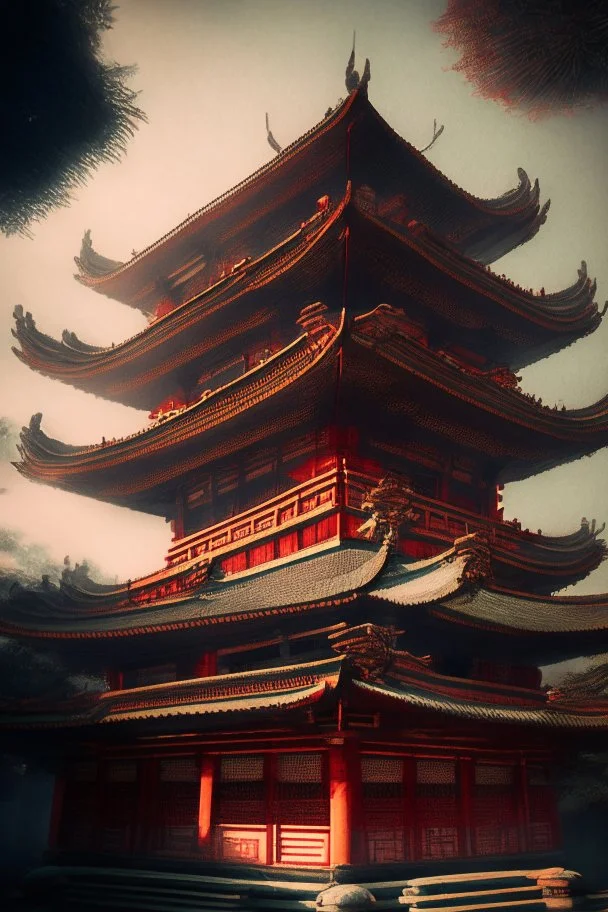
[155,757,200,857]
[415,760,460,860]
[472,763,520,856]
[527,765,559,852]
[214,754,267,863]
[275,753,330,865]
[99,760,138,853]
[361,756,406,863]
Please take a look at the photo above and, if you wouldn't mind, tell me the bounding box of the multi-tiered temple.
[4,63,608,908]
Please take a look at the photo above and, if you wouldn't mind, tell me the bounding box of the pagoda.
[4,59,608,910]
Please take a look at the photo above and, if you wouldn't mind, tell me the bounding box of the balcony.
[165,465,541,578]
[166,468,341,568]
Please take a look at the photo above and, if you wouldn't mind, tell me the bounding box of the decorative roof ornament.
[358,474,419,544]
[419,118,445,154]
[454,531,493,591]
[74,229,123,280]
[265,113,282,155]
[345,32,370,94]
[27,412,43,435]
[329,623,401,681]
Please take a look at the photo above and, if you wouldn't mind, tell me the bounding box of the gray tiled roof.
[354,679,608,728]
[1,543,389,635]
[439,587,608,633]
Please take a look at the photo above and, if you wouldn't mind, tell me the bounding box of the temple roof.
[72,87,548,311]
[14,311,343,511]
[349,306,608,484]
[0,542,389,639]
[4,504,602,618]
[0,656,341,729]
[434,586,608,634]
[354,678,608,729]
[3,538,608,658]
[15,198,599,409]
[13,305,608,509]
[3,631,608,731]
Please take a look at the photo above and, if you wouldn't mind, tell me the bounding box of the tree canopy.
[434,1,608,119]
[0,0,145,236]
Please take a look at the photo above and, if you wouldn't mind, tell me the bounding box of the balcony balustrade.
[165,467,533,575]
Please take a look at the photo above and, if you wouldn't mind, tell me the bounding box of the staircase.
[397,869,570,912]
[23,864,575,912]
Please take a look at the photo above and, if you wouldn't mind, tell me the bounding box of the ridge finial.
[265,112,282,155]
[345,32,370,93]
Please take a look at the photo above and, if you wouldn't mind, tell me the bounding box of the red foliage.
[434,0,608,118]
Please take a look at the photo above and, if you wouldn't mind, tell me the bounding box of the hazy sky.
[1,0,607,590]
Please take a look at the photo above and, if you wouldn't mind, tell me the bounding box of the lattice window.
[216,755,265,825]
[221,756,264,781]
[362,756,403,783]
[362,756,406,863]
[417,760,457,785]
[160,757,198,782]
[416,760,459,860]
[277,753,328,827]
[475,764,514,786]
[421,827,460,859]
[527,765,558,852]
[100,761,138,853]
[156,757,199,857]
[278,753,323,782]
[473,763,519,856]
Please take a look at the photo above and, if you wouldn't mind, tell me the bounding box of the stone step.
[405,869,563,897]
[404,886,543,908]
[403,900,546,912]
[65,882,244,911]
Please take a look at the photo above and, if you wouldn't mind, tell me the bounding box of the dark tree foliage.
[434,0,608,119]
[554,659,608,811]
[0,0,145,236]
[0,636,104,705]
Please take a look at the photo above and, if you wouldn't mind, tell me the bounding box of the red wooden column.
[47,770,66,850]
[194,652,217,678]
[329,739,352,865]
[198,755,215,853]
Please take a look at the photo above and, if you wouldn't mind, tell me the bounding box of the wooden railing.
[166,465,542,575]
[343,470,534,554]
[166,468,341,567]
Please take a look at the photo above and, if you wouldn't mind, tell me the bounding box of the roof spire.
[265,112,282,155]
[345,32,370,93]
